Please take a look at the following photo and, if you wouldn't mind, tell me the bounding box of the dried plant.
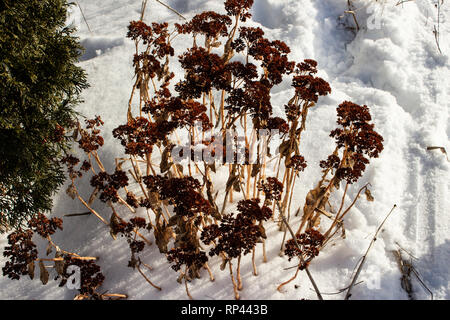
[201,198,271,299]
[2,213,125,300]
[23,0,386,300]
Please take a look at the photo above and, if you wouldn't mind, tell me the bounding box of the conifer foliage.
[0,0,89,230]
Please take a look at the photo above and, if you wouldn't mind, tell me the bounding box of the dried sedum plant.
[3,0,384,300]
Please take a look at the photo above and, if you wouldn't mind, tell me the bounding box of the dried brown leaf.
[364,188,374,202]
[39,260,49,285]
[28,261,35,280]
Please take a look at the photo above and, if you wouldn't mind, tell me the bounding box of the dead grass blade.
[344,204,396,300]
[75,1,92,33]
[278,204,323,300]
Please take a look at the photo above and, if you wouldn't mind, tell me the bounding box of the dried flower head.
[166,245,208,273]
[201,212,264,259]
[2,229,38,280]
[90,170,129,203]
[287,155,307,172]
[62,256,105,297]
[236,198,272,222]
[259,177,284,202]
[266,117,289,134]
[28,213,63,238]
[284,229,324,269]
[327,101,384,183]
[176,11,232,39]
[224,0,254,21]
[144,176,212,218]
[176,47,230,99]
[292,74,331,103]
[78,116,105,153]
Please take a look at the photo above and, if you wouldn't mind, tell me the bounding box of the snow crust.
[1,0,448,300]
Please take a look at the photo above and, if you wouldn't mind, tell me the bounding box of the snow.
[1,0,448,300]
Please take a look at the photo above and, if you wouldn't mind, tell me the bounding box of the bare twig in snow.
[427,146,449,161]
[278,204,323,300]
[75,1,92,33]
[344,204,396,299]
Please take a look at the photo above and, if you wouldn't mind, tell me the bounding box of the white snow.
[1,0,449,300]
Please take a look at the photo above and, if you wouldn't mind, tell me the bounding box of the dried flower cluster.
[60,256,105,299]
[90,170,129,203]
[284,229,325,269]
[28,213,63,238]
[110,216,151,268]
[2,229,37,280]
[78,116,105,153]
[200,198,271,299]
[2,213,122,300]
[33,0,386,300]
[259,177,284,203]
[328,101,384,184]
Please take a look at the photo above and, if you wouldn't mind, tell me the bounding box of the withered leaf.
[278,140,291,158]
[225,173,239,193]
[220,258,229,271]
[39,260,49,285]
[46,242,52,256]
[128,253,138,269]
[54,251,65,276]
[208,162,216,173]
[66,183,77,200]
[109,213,124,240]
[168,215,180,227]
[364,188,374,202]
[258,224,267,239]
[88,187,99,206]
[313,216,321,228]
[28,261,35,280]
[251,164,261,178]
[154,224,173,253]
[233,179,241,192]
[160,145,173,173]
[176,164,184,175]
[71,128,79,140]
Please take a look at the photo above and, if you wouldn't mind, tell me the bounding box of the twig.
[137,262,162,291]
[344,10,360,31]
[410,267,433,300]
[75,1,92,33]
[392,249,414,299]
[344,204,396,300]
[184,267,194,300]
[228,260,240,300]
[310,281,363,295]
[140,0,148,21]
[396,0,415,5]
[278,204,323,300]
[427,146,449,161]
[395,242,418,260]
[154,0,187,21]
[101,293,128,300]
[433,25,443,54]
[63,212,91,217]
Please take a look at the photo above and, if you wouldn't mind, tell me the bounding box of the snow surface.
[1,0,449,300]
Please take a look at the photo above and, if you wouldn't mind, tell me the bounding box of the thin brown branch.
[278,203,323,300]
[344,204,396,300]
